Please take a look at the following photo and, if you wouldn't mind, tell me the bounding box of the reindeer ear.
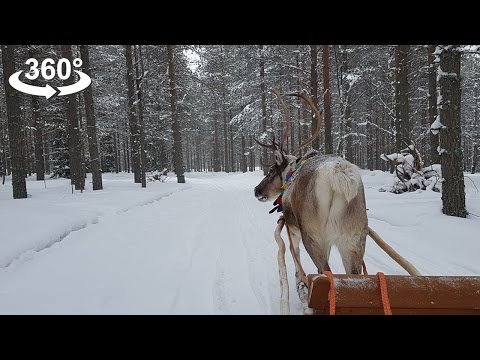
[274,149,284,166]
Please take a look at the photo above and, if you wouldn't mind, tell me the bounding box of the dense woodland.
[1,45,479,218]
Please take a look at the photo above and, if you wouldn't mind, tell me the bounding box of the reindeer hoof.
[296,282,309,304]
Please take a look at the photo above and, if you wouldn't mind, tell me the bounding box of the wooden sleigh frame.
[273,218,480,315]
[306,273,480,315]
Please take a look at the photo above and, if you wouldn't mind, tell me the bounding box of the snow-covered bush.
[147,169,169,182]
[379,145,441,193]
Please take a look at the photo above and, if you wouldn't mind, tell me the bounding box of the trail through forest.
[1,170,479,314]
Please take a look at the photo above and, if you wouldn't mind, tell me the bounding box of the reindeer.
[254,90,369,296]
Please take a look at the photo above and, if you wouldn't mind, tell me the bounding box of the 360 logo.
[8,57,91,99]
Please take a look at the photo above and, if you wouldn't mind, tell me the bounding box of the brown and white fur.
[255,89,420,308]
[254,91,369,298]
[255,150,368,278]
[255,92,419,313]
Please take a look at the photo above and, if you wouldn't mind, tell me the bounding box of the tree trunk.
[166,45,185,183]
[322,45,333,154]
[259,45,268,174]
[300,52,309,157]
[31,89,44,180]
[223,109,229,172]
[116,129,122,172]
[113,128,119,173]
[471,78,478,174]
[43,130,50,174]
[125,45,141,183]
[62,45,83,190]
[213,110,221,172]
[472,145,479,174]
[134,45,147,187]
[295,51,302,153]
[427,45,440,165]
[125,135,130,172]
[76,93,86,190]
[394,45,410,150]
[249,135,254,171]
[437,46,467,218]
[24,111,33,178]
[366,85,374,170]
[241,134,247,173]
[1,45,27,198]
[229,116,234,172]
[185,133,191,172]
[0,115,6,180]
[79,45,103,190]
[310,45,320,150]
[341,46,353,162]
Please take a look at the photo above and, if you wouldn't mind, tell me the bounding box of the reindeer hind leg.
[302,231,332,274]
[337,233,367,274]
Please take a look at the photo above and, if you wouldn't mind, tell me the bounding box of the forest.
[1,45,479,218]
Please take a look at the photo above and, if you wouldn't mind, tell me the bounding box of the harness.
[269,157,308,214]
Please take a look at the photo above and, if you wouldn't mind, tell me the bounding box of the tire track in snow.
[166,179,268,314]
[238,192,270,312]
[116,186,191,214]
[214,178,284,314]
[1,186,191,272]
[212,183,266,314]
[0,220,95,270]
[167,188,214,314]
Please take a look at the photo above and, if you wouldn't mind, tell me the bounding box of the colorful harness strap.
[269,158,307,214]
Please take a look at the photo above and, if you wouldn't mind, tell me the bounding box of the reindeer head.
[254,90,323,202]
[254,138,293,201]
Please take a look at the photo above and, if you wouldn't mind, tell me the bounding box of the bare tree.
[125,45,141,183]
[80,45,103,190]
[340,46,353,162]
[310,45,319,150]
[213,107,221,172]
[435,45,467,218]
[1,45,27,198]
[26,46,45,182]
[0,112,7,182]
[322,45,333,154]
[427,45,439,165]
[471,78,479,174]
[241,134,247,172]
[167,45,185,183]
[394,45,410,150]
[62,45,84,190]
[259,45,268,174]
[134,45,146,187]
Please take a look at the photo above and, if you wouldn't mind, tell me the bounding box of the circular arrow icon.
[8,69,91,99]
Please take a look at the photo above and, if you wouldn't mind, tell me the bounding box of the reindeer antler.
[286,92,323,156]
[254,134,278,150]
[260,157,274,169]
[255,89,291,154]
[271,88,291,149]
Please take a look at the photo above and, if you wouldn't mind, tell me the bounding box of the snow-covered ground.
[1,170,479,314]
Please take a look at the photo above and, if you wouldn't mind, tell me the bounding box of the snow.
[437,145,446,155]
[430,114,445,135]
[1,170,480,314]
[381,152,405,162]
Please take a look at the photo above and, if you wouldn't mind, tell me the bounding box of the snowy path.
[0,173,301,314]
[1,171,479,314]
